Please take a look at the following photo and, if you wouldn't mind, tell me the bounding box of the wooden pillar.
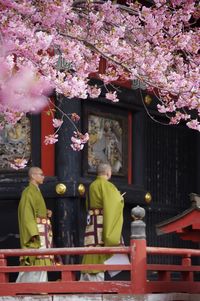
[130,206,147,294]
[55,96,82,255]
[41,99,55,176]
[55,96,82,182]
[182,255,193,282]
[0,254,8,283]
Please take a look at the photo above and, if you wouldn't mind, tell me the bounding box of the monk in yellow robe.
[80,163,124,281]
[16,167,53,283]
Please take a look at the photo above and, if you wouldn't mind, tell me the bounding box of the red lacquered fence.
[0,206,200,296]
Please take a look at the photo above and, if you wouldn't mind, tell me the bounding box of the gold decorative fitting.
[56,183,67,195]
[145,192,152,203]
[95,209,100,215]
[144,95,152,105]
[78,184,86,196]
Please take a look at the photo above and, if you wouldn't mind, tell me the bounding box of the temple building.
[0,77,199,274]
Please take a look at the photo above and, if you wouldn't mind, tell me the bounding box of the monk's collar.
[29,182,40,191]
[97,176,107,180]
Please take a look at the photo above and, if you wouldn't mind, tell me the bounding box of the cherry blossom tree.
[0,0,199,168]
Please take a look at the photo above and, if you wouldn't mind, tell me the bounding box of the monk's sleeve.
[102,183,124,246]
[19,192,39,247]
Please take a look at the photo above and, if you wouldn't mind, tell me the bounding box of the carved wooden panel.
[0,116,31,170]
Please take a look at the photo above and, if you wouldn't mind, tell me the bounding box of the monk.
[16,167,54,283]
[80,163,124,281]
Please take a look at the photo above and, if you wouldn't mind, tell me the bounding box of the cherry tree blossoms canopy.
[0,0,199,131]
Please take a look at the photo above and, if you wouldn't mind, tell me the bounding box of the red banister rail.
[0,244,200,296]
[1,246,199,258]
[0,246,130,257]
[146,247,200,256]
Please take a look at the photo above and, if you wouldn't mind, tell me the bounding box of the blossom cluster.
[10,158,28,170]
[0,0,199,123]
[43,113,88,151]
[71,131,89,151]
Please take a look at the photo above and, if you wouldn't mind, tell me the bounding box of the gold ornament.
[144,95,152,105]
[78,184,86,196]
[56,183,67,195]
[145,192,152,203]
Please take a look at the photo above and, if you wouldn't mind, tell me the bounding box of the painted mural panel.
[85,109,128,177]
[88,114,123,174]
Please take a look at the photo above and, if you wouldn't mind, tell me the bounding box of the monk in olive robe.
[16,167,53,283]
[81,163,124,281]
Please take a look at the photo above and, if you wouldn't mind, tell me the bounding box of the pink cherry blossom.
[186,120,200,131]
[44,134,58,145]
[169,112,190,125]
[10,158,28,170]
[157,104,168,114]
[0,67,52,113]
[0,0,198,153]
[87,85,101,99]
[105,91,119,103]
[70,131,89,151]
[52,118,63,128]
[0,104,24,126]
[80,132,89,144]
[71,142,84,152]
[71,113,80,122]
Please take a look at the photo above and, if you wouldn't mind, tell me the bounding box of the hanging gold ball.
[78,184,86,196]
[145,192,152,203]
[55,183,67,195]
[144,95,152,105]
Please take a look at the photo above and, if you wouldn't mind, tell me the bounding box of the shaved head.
[97,163,111,176]
[28,167,42,179]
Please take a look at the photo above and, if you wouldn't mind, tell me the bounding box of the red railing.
[0,240,200,296]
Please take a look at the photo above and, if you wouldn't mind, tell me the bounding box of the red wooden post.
[61,271,75,281]
[0,254,8,283]
[130,206,147,294]
[182,255,193,282]
[41,98,55,176]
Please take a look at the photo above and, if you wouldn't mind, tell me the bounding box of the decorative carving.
[0,116,31,170]
[87,112,128,176]
[190,193,200,208]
